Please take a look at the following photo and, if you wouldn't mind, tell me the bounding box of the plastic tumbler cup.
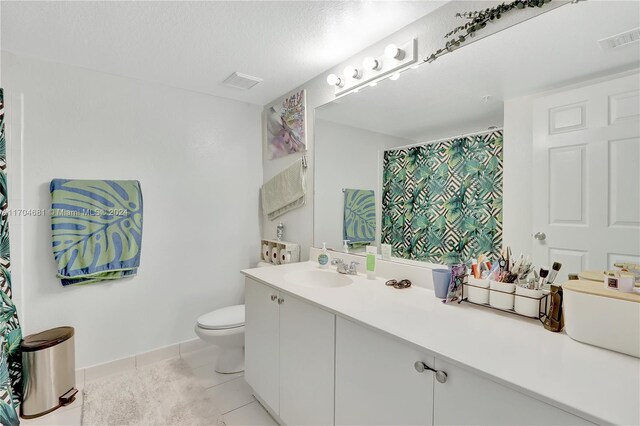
[432,268,451,299]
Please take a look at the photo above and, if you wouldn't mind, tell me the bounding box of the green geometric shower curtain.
[381,130,503,265]
[0,89,22,426]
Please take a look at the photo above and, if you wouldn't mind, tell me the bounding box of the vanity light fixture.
[326,38,416,96]
[385,43,405,60]
[326,73,344,87]
[363,56,382,71]
[343,65,362,79]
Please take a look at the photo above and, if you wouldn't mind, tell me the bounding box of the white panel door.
[279,293,335,426]
[532,72,640,282]
[335,317,434,426]
[244,278,280,413]
[433,358,593,425]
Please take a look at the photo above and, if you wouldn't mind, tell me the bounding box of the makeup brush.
[537,268,549,290]
[546,262,562,284]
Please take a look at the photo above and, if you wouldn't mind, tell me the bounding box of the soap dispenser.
[318,243,331,269]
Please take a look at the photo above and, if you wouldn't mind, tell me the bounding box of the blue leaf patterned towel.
[50,179,143,286]
[343,188,375,245]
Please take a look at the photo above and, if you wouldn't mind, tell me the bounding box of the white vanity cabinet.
[245,277,280,412]
[245,275,595,426]
[335,317,435,426]
[336,317,592,426]
[244,278,335,426]
[432,359,593,425]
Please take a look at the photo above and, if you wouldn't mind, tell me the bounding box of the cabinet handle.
[414,361,448,384]
[277,298,285,304]
[270,295,278,301]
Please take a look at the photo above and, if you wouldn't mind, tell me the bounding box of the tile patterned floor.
[21,346,277,426]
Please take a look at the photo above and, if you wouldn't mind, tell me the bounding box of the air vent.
[598,27,640,51]
[222,72,263,90]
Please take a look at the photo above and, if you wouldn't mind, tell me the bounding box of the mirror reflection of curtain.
[0,89,22,426]
[381,130,503,264]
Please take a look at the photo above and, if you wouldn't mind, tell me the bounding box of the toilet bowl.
[195,262,272,373]
[194,304,245,373]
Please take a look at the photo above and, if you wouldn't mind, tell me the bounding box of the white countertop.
[242,261,640,426]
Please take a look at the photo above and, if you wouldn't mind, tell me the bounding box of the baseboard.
[79,338,210,388]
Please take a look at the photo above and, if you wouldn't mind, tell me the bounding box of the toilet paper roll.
[280,248,291,264]
[262,244,270,262]
[271,246,279,264]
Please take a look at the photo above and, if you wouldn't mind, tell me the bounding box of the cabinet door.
[335,317,434,426]
[433,358,593,425]
[279,294,335,426]
[244,278,280,413]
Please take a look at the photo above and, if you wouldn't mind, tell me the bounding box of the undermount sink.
[284,269,354,288]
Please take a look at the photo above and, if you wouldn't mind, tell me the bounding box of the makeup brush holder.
[461,276,550,323]
[261,239,300,265]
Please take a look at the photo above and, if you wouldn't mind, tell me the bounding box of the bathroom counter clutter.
[242,261,640,426]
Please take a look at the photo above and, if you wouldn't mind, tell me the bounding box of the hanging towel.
[343,188,375,246]
[261,158,306,220]
[50,179,143,286]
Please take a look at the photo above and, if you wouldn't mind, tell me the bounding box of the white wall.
[261,1,569,258]
[2,52,262,368]
[313,119,413,251]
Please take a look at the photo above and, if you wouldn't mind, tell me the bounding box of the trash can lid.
[21,326,74,352]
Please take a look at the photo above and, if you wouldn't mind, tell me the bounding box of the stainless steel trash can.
[20,326,77,419]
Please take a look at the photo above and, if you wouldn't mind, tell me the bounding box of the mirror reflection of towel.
[343,189,375,246]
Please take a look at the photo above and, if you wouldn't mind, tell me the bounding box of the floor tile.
[205,377,255,414]
[190,362,244,389]
[21,406,81,426]
[223,401,278,426]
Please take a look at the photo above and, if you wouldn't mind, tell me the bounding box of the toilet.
[194,304,245,374]
[194,261,273,374]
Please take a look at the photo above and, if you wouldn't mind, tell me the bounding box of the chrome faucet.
[331,258,359,275]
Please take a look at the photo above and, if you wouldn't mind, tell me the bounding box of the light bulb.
[363,56,381,71]
[389,72,400,81]
[385,44,405,60]
[326,73,343,87]
[343,65,361,79]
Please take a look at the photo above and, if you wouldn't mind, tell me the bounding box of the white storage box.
[564,280,640,358]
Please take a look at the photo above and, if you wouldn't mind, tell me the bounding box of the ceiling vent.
[598,27,640,51]
[222,72,263,90]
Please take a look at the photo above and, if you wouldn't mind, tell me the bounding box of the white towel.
[261,158,306,220]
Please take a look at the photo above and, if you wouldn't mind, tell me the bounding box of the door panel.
[244,278,280,413]
[335,317,434,426]
[533,72,640,282]
[433,358,593,425]
[279,294,335,426]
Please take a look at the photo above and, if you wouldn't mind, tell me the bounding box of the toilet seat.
[197,304,245,330]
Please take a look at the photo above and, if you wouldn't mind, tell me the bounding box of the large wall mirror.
[314,1,640,281]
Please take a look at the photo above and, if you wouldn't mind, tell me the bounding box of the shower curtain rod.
[384,126,504,152]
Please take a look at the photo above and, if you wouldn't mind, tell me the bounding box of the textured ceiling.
[317,0,640,141]
[0,1,445,105]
